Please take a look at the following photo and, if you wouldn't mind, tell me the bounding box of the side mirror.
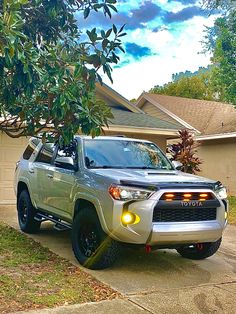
[172,160,183,171]
[55,156,76,171]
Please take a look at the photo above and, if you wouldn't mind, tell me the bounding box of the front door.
[45,143,78,221]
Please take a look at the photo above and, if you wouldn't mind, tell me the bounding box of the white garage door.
[0,133,28,204]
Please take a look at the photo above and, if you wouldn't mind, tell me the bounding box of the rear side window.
[36,143,55,164]
[23,138,40,160]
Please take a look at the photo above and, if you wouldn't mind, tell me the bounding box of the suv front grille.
[153,207,217,222]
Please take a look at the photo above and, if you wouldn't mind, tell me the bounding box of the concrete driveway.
[1,205,236,313]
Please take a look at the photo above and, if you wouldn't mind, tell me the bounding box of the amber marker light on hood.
[199,193,208,201]
[165,193,174,201]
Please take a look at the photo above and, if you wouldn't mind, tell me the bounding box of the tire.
[71,207,120,270]
[177,238,222,260]
[17,190,41,234]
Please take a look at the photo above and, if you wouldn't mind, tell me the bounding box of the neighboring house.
[136,93,236,195]
[0,84,190,205]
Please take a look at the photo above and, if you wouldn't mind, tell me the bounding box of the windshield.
[83,139,173,170]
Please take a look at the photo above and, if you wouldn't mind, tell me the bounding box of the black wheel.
[71,207,120,269]
[17,190,41,234]
[177,238,222,260]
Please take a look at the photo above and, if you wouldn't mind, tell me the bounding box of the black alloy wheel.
[78,224,100,258]
[17,190,41,233]
[71,207,120,269]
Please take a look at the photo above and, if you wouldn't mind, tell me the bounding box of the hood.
[90,168,217,189]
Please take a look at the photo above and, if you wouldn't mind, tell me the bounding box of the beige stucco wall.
[198,138,236,196]
[0,133,28,204]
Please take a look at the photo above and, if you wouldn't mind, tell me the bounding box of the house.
[0,84,190,205]
[136,93,236,195]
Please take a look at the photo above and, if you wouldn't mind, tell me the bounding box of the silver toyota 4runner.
[14,136,229,269]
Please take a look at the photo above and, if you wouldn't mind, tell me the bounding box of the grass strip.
[0,223,119,313]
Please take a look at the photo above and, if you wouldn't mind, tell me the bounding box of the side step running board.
[34,213,72,231]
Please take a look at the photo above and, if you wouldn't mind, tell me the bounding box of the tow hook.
[197,243,204,250]
[145,244,152,253]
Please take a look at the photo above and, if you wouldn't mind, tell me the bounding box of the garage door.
[0,133,28,204]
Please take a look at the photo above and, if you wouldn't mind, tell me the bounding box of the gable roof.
[110,108,184,130]
[96,82,142,113]
[136,93,199,133]
[137,93,236,136]
[95,83,189,136]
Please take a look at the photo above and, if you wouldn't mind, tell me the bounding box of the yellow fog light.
[121,212,140,225]
[225,211,228,220]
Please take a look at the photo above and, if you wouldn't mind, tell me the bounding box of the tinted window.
[84,139,173,170]
[23,138,40,160]
[36,143,54,164]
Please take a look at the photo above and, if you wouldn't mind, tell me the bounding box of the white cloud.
[104,15,217,100]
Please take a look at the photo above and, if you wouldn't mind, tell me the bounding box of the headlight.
[108,184,154,201]
[214,182,227,199]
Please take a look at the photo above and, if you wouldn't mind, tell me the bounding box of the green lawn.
[229,196,236,225]
[0,223,119,313]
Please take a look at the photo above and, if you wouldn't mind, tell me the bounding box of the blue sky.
[78,0,218,99]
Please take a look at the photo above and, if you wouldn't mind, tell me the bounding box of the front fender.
[16,177,37,208]
[72,192,110,235]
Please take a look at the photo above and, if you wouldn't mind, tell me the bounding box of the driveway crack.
[128,298,156,314]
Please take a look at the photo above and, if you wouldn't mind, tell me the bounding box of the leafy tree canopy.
[204,5,236,105]
[0,0,126,143]
[150,1,236,105]
[149,67,218,101]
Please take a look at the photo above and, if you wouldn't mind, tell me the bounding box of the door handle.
[47,173,53,179]
[29,168,34,174]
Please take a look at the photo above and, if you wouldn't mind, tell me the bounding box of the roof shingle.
[110,108,184,130]
[144,94,236,135]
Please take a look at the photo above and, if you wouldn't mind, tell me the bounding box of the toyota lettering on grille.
[181,201,203,207]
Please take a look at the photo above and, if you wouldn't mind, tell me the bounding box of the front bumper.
[148,221,223,245]
[108,189,227,246]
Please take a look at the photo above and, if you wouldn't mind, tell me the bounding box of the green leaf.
[108,4,117,12]
[87,28,97,42]
[106,28,112,38]
[104,5,112,18]
[96,73,103,85]
[84,7,90,19]
[112,24,117,34]
[118,32,127,37]
[119,24,126,33]
[0,0,123,144]
[102,39,109,50]
[101,30,106,38]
